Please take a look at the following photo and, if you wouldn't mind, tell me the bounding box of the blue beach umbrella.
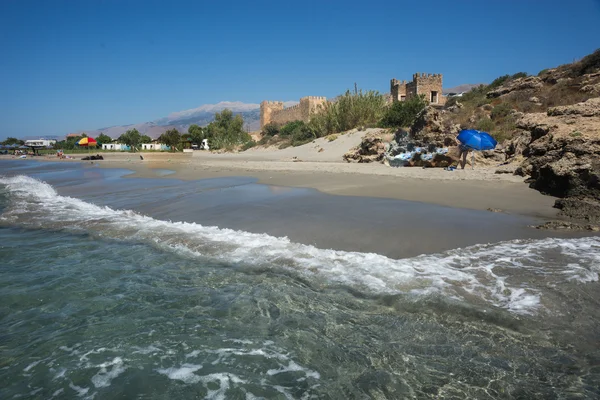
[457,129,497,169]
[457,129,497,151]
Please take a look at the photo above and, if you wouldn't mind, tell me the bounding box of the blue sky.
[1,0,599,139]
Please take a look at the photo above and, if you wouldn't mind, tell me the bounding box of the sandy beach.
[1,131,558,220]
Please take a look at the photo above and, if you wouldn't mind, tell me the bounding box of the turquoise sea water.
[1,160,600,399]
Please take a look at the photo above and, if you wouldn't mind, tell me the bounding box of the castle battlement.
[260,96,327,129]
[392,72,446,106]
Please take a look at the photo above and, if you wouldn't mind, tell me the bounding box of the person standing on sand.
[458,143,469,169]
[454,137,469,169]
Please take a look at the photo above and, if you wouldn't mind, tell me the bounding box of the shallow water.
[1,160,600,399]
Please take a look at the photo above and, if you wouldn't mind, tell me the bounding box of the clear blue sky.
[1,0,599,139]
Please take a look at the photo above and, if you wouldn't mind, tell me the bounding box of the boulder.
[515,97,600,220]
[343,132,387,163]
[487,76,544,98]
[410,106,457,148]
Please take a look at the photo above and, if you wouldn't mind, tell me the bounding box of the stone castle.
[260,72,445,129]
[260,96,327,129]
[391,73,446,106]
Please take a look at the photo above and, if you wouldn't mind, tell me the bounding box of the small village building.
[101,143,130,151]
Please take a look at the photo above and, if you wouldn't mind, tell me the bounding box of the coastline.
[1,151,558,219]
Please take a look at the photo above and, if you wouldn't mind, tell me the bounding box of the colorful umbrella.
[77,137,97,156]
[77,137,97,147]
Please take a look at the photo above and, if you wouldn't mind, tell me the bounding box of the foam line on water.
[2,175,600,315]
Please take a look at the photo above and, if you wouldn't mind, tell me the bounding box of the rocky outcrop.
[487,76,544,98]
[343,132,387,163]
[516,98,600,221]
[410,106,460,148]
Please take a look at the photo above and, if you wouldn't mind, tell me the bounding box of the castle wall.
[260,96,327,128]
[392,72,447,106]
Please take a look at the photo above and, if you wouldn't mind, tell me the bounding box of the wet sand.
[79,151,559,219]
[2,156,590,258]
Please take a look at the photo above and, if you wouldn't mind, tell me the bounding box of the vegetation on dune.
[379,94,428,128]
[308,89,386,137]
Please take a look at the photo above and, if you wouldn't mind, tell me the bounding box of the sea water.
[1,160,599,399]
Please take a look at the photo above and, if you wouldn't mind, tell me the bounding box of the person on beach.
[454,137,469,169]
[458,143,469,169]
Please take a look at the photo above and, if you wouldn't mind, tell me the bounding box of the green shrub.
[204,109,251,149]
[537,68,549,76]
[476,118,495,132]
[280,120,306,137]
[511,72,528,79]
[489,75,511,90]
[379,94,428,128]
[327,134,338,142]
[308,89,386,137]
[241,140,257,151]
[262,123,280,137]
[490,103,513,120]
[571,131,583,137]
[572,49,600,76]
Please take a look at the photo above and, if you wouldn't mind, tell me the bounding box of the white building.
[101,143,130,151]
[141,143,170,151]
[24,139,57,147]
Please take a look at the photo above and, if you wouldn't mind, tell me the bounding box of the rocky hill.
[408,49,600,226]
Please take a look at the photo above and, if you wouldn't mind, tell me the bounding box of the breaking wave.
[2,175,600,315]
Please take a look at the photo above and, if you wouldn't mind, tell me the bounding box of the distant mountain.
[71,100,298,140]
[443,84,485,95]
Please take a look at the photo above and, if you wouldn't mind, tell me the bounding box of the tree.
[159,129,181,151]
[96,133,113,146]
[204,109,250,149]
[1,137,24,146]
[119,129,142,151]
[140,135,152,144]
[188,124,204,145]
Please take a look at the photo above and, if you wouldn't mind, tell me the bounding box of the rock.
[532,221,600,231]
[343,130,388,163]
[580,83,600,93]
[529,96,540,103]
[487,76,544,98]
[487,208,502,213]
[410,106,457,148]
[514,97,600,221]
[503,131,532,159]
[547,97,600,117]
[554,198,600,223]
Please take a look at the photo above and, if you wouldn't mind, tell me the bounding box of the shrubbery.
[203,109,250,150]
[379,95,428,128]
[262,123,279,137]
[308,89,386,137]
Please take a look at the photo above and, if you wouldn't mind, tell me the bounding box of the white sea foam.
[156,363,204,384]
[91,357,127,388]
[2,175,600,315]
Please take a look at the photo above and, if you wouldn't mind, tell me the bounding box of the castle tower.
[390,79,407,102]
[300,96,327,121]
[260,100,284,128]
[407,73,446,105]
